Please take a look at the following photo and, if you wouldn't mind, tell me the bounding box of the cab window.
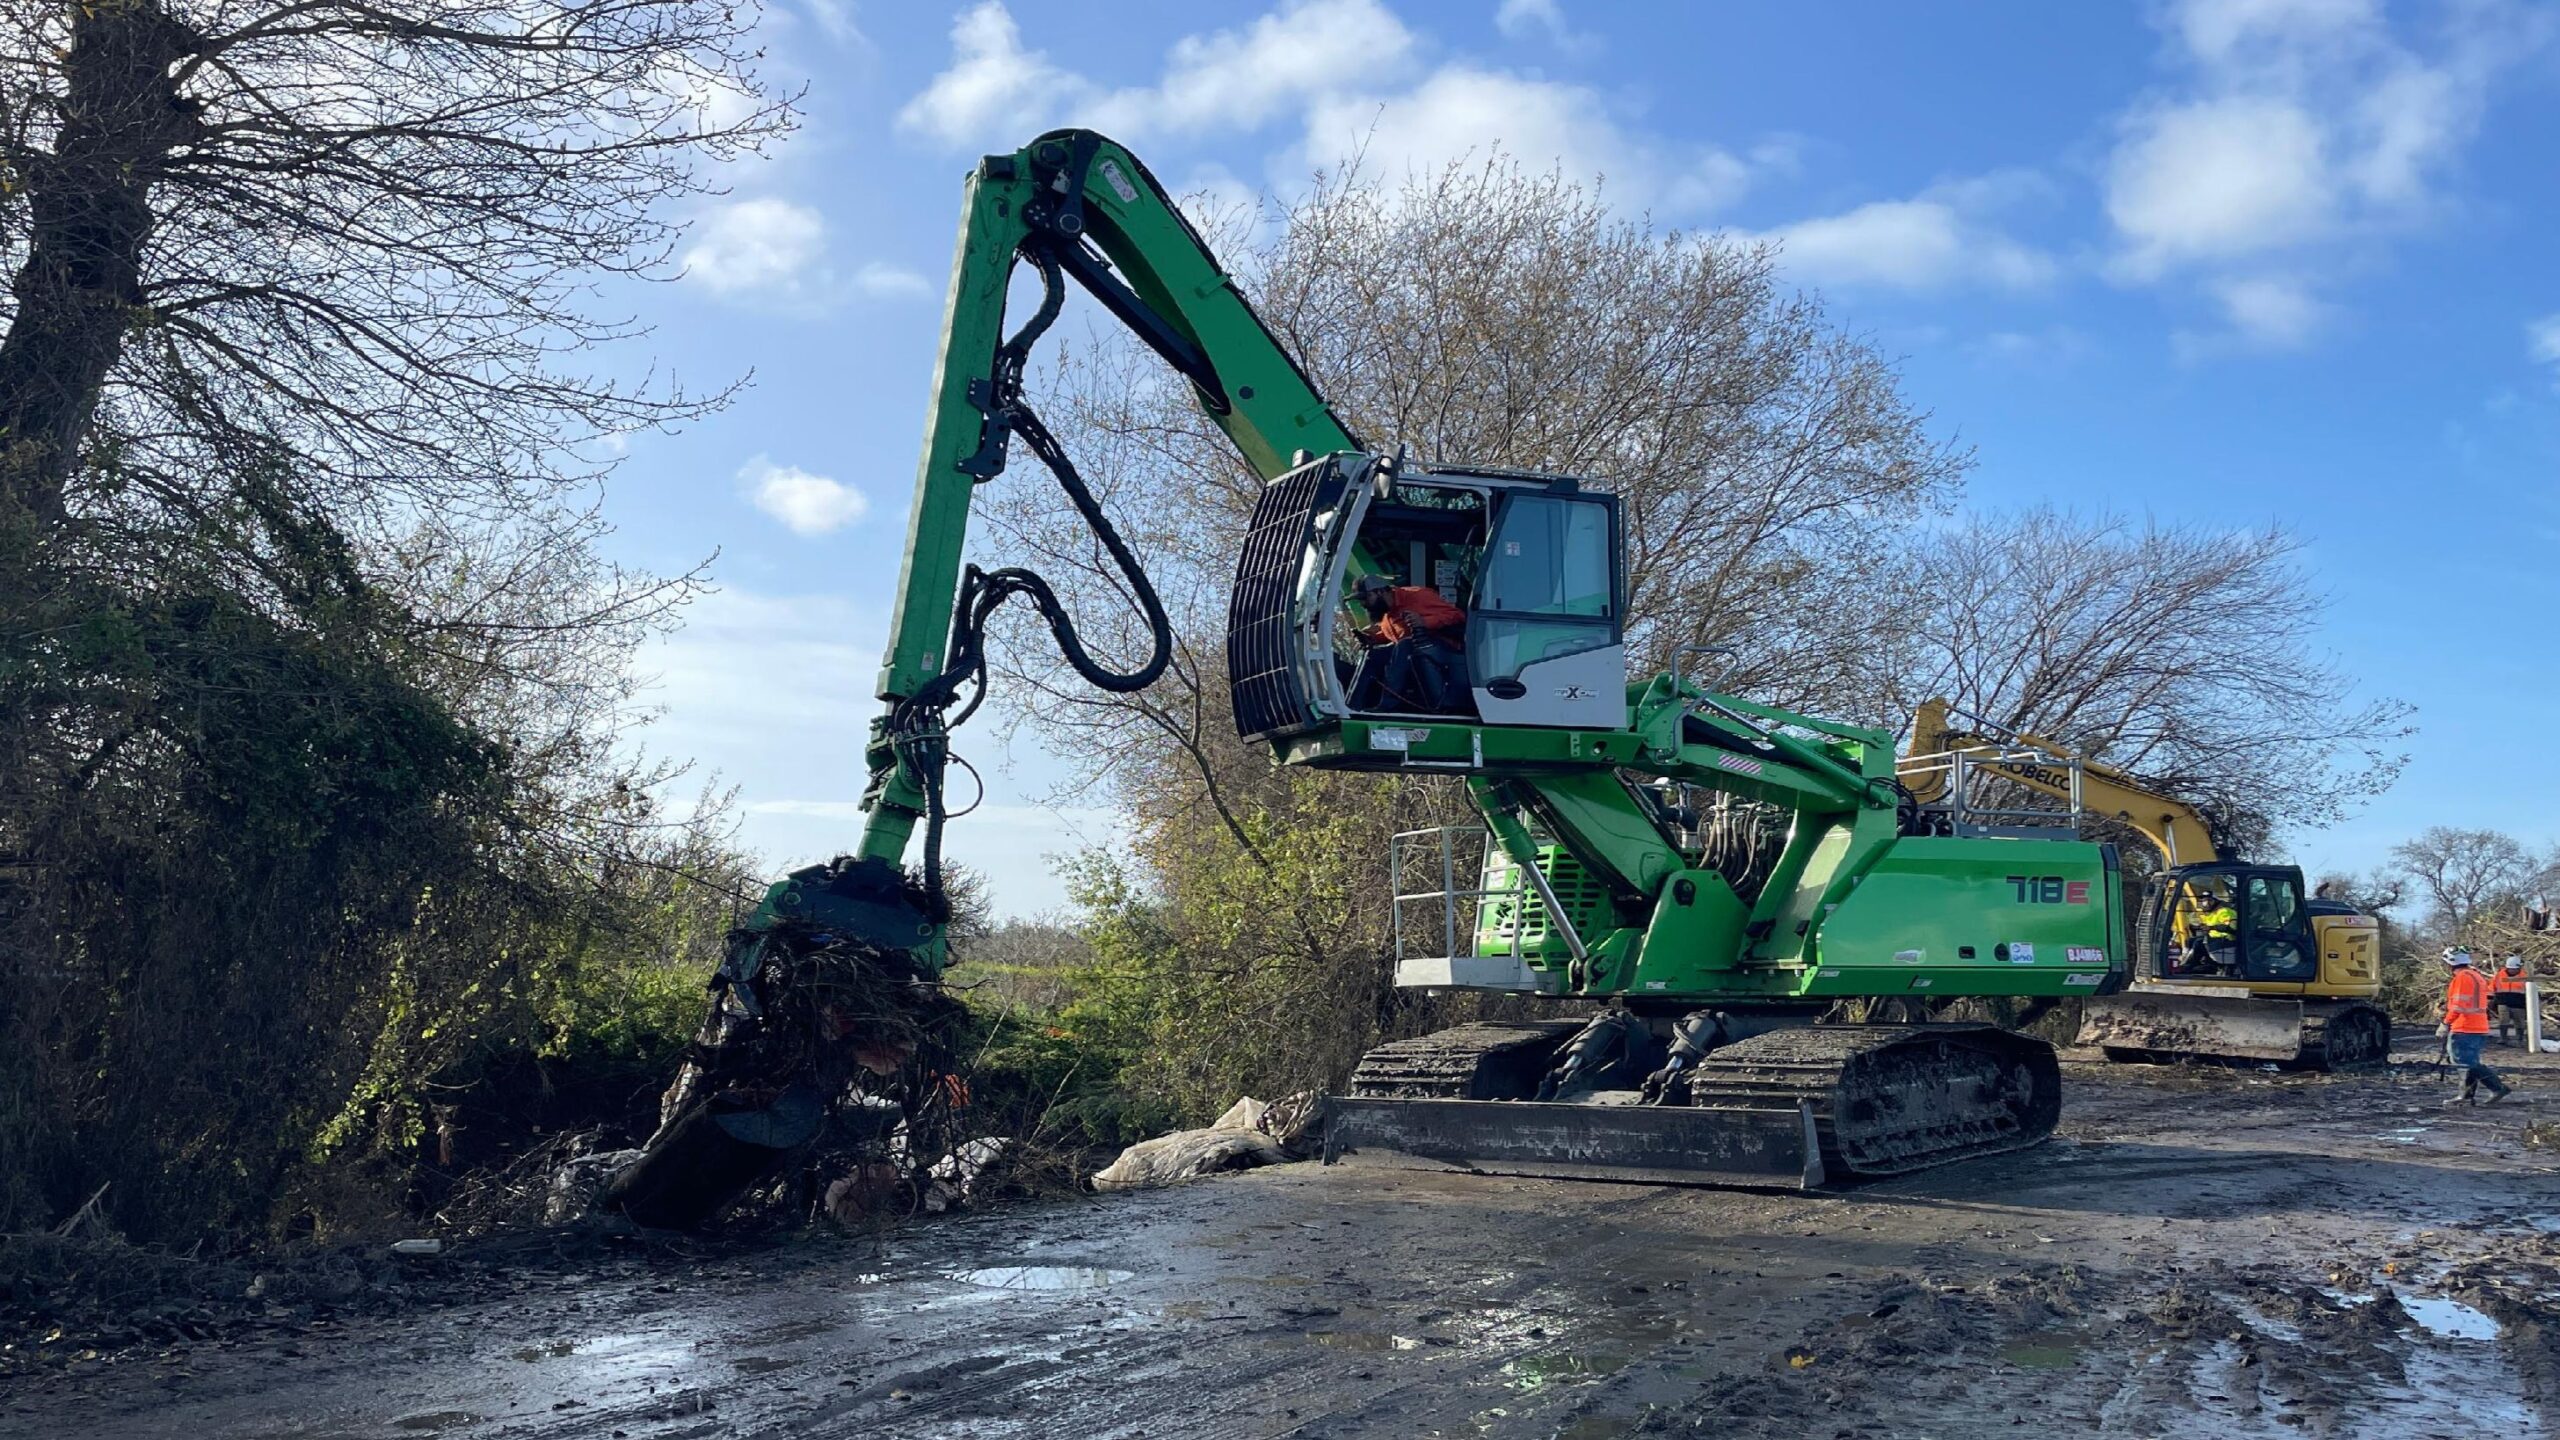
[1470,494,1619,690]
[1479,495,1612,617]
[2243,873,2314,981]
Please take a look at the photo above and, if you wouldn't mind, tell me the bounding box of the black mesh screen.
[1226,461,1341,741]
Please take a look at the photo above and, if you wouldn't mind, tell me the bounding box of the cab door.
[1465,491,1625,728]
[2237,869,2318,988]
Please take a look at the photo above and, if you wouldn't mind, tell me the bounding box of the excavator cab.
[2147,864,2317,985]
[1228,452,1626,741]
[2091,860,2390,1067]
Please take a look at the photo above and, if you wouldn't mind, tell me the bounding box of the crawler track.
[1681,1025,2061,1178]
[1331,1021,2061,1186]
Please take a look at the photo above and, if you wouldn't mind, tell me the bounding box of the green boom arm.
[834,131,1361,970]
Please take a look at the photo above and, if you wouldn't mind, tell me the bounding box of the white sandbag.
[1090,1126,1293,1192]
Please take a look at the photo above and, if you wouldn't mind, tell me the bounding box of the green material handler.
[611,131,2135,1223]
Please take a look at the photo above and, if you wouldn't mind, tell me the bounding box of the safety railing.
[1390,825,1503,965]
[1389,825,1591,967]
[1900,742,2089,839]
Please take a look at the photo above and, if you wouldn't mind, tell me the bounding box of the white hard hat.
[2506,955,2526,970]
[2443,947,2474,967]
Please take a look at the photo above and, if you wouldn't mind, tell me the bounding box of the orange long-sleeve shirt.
[1361,587,1466,647]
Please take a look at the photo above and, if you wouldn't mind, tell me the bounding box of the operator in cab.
[1347,573,1468,714]
[2177,883,2240,975]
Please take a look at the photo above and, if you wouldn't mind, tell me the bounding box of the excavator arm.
[603,132,1371,1227]
[1900,698,2221,866]
[752,130,1365,979]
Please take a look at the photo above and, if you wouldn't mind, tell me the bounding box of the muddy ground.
[14,1034,2560,1440]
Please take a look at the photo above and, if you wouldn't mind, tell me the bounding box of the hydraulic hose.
[888,244,1175,907]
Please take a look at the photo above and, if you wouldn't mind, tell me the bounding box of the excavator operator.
[2177,883,2240,975]
[1348,574,1468,714]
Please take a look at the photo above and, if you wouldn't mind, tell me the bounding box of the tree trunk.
[0,0,199,525]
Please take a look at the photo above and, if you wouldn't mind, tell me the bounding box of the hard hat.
[2506,956,2526,971]
[2443,947,2473,967]
[1353,574,1392,599]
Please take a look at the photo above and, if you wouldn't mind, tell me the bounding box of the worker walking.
[2438,948,2512,1104]
[2492,955,2531,1048]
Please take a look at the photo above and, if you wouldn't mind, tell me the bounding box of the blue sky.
[604,0,2560,916]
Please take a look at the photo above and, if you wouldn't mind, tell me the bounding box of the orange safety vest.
[1373,587,1467,646]
[2445,967,2492,1034]
[2493,970,2529,997]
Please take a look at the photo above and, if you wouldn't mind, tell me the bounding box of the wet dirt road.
[19,1049,2560,1440]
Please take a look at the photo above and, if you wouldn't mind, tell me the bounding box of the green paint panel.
[1805,838,2120,999]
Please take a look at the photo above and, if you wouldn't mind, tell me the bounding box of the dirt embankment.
[13,1043,2560,1439]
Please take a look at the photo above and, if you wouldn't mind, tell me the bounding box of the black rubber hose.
[893,243,1176,907]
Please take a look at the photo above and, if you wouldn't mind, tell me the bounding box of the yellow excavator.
[1898,700,2390,1069]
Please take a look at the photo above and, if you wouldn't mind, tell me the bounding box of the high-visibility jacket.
[2493,969,2529,997]
[1366,587,1467,647]
[2196,904,2238,941]
[2445,967,2493,1034]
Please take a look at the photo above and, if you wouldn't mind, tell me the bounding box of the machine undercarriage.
[1329,1014,2059,1188]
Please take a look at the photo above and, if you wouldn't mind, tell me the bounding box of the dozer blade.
[2077,985,2306,1063]
[1322,1096,1827,1189]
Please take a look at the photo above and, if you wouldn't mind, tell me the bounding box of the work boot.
[2449,1088,2477,1106]
[2485,1088,2510,1105]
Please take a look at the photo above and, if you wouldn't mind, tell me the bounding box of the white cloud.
[644,588,879,749]
[851,261,932,299]
[1302,65,1753,213]
[2210,274,2329,347]
[1966,327,2094,367]
[683,198,825,294]
[901,0,1414,150]
[651,54,762,134]
[900,2,1763,215]
[897,2,1084,148]
[2106,96,2331,277]
[1493,0,1598,55]
[2173,0,2378,68]
[1495,0,1558,39]
[641,587,1107,916]
[2530,314,2560,381]
[1101,0,1417,136]
[2102,0,2551,348]
[740,456,869,535]
[801,0,863,44]
[1759,190,2054,293]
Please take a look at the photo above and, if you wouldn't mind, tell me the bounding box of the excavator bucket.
[2077,986,2306,1062]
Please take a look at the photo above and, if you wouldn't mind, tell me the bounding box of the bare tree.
[2391,826,2550,938]
[0,0,787,547]
[0,0,790,1239]
[1877,507,2413,849]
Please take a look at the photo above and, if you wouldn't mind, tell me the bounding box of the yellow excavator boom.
[1900,699,2219,866]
